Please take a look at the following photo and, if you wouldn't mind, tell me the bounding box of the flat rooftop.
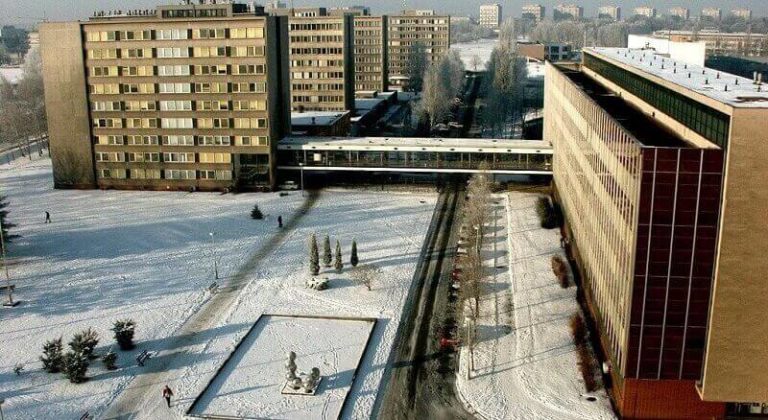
[278,137,552,154]
[291,111,349,127]
[588,47,768,108]
[559,66,693,149]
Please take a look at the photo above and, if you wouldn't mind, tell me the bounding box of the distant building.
[329,6,371,17]
[450,16,473,24]
[387,14,450,90]
[353,15,388,93]
[731,8,753,20]
[633,6,657,18]
[554,4,584,20]
[653,30,768,57]
[521,4,546,22]
[401,9,436,17]
[701,7,722,21]
[517,41,574,62]
[479,4,502,28]
[270,7,327,17]
[669,7,690,20]
[598,5,621,21]
[290,111,351,136]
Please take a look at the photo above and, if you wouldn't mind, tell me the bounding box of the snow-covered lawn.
[452,38,498,71]
[0,155,437,419]
[456,192,616,420]
[190,315,375,419]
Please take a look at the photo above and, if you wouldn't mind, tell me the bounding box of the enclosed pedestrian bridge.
[277,137,553,175]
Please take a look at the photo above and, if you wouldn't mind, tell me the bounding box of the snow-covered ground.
[0,155,437,419]
[456,192,616,420]
[452,38,498,71]
[190,315,375,419]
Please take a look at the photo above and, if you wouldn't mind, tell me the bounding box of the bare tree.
[52,149,89,187]
[351,264,379,291]
[470,54,482,72]
[0,49,47,157]
[420,64,450,129]
[405,42,428,92]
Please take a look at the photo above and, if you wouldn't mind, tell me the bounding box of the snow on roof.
[290,111,349,126]
[355,97,386,111]
[588,47,768,109]
[279,136,553,154]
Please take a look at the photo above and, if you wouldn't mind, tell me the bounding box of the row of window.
[290,35,344,43]
[290,47,344,56]
[291,83,346,91]
[90,81,267,95]
[97,151,232,163]
[92,117,268,129]
[86,27,264,42]
[290,59,344,67]
[289,23,343,31]
[95,134,269,146]
[88,46,265,60]
[90,64,266,78]
[99,168,233,180]
[93,99,266,112]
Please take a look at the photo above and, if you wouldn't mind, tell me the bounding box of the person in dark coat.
[278,215,283,228]
[162,385,174,408]
[45,211,51,224]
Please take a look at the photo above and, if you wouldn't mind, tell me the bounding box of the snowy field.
[456,192,616,420]
[451,38,498,71]
[190,315,375,419]
[0,155,437,419]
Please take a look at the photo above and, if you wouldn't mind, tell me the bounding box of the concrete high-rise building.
[479,4,502,28]
[545,46,768,419]
[522,4,546,22]
[387,14,450,90]
[329,6,371,17]
[731,8,753,20]
[401,9,436,17]
[39,2,291,191]
[270,7,327,17]
[288,15,355,112]
[701,7,722,21]
[554,4,584,20]
[598,5,621,21]
[353,15,388,93]
[633,6,657,18]
[669,7,690,20]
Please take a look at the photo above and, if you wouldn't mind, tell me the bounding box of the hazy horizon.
[2,0,767,28]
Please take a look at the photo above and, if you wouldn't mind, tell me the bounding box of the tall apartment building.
[597,5,621,21]
[633,6,657,18]
[701,7,722,21]
[39,3,291,192]
[669,7,690,20]
[353,16,388,92]
[387,14,450,90]
[730,8,753,20]
[270,7,327,18]
[652,30,768,57]
[554,4,584,20]
[288,15,355,112]
[479,4,502,28]
[545,47,768,418]
[521,4,546,22]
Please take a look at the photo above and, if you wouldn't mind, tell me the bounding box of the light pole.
[1,398,5,420]
[299,163,305,197]
[209,232,219,280]
[0,218,17,307]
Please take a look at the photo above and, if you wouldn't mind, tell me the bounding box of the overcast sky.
[2,0,767,27]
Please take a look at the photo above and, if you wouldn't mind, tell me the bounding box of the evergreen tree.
[309,233,319,276]
[250,204,264,220]
[322,235,332,267]
[112,319,136,351]
[334,240,343,273]
[63,351,89,383]
[102,351,117,370]
[0,195,15,254]
[40,337,64,373]
[69,328,99,360]
[350,240,359,267]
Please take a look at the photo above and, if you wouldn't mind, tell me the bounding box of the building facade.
[554,4,583,20]
[353,16,388,92]
[701,8,722,21]
[329,6,371,17]
[669,7,690,20]
[653,30,768,57]
[387,14,450,90]
[479,4,502,28]
[633,6,657,18]
[546,47,768,418]
[521,4,546,22]
[39,3,291,192]
[288,15,355,112]
[730,9,752,20]
[598,5,621,21]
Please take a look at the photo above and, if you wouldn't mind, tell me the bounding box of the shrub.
[63,351,89,383]
[309,234,319,276]
[570,313,598,392]
[570,313,587,346]
[70,328,99,360]
[323,235,332,267]
[350,240,359,267]
[250,204,264,220]
[112,320,136,351]
[536,197,560,229]
[41,337,65,373]
[551,255,569,288]
[334,240,343,273]
[102,351,118,370]
[13,363,24,376]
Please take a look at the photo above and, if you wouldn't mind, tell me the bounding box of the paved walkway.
[101,191,321,419]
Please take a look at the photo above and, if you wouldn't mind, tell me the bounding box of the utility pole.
[209,232,219,280]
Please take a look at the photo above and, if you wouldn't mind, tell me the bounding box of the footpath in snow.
[456,191,616,420]
[0,156,437,420]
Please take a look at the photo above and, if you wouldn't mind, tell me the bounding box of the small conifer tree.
[63,351,89,383]
[350,240,359,267]
[309,233,320,276]
[250,204,264,220]
[41,337,65,373]
[112,319,136,351]
[0,195,16,254]
[70,328,99,360]
[322,235,332,267]
[102,351,118,370]
[334,240,343,273]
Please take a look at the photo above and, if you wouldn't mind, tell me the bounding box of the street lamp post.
[299,163,305,198]
[1,398,5,420]
[209,232,219,280]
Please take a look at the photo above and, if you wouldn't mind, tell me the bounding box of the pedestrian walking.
[45,211,51,224]
[162,385,174,408]
[278,215,283,228]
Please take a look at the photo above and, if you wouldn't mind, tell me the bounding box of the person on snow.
[45,211,51,224]
[162,385,174,408]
